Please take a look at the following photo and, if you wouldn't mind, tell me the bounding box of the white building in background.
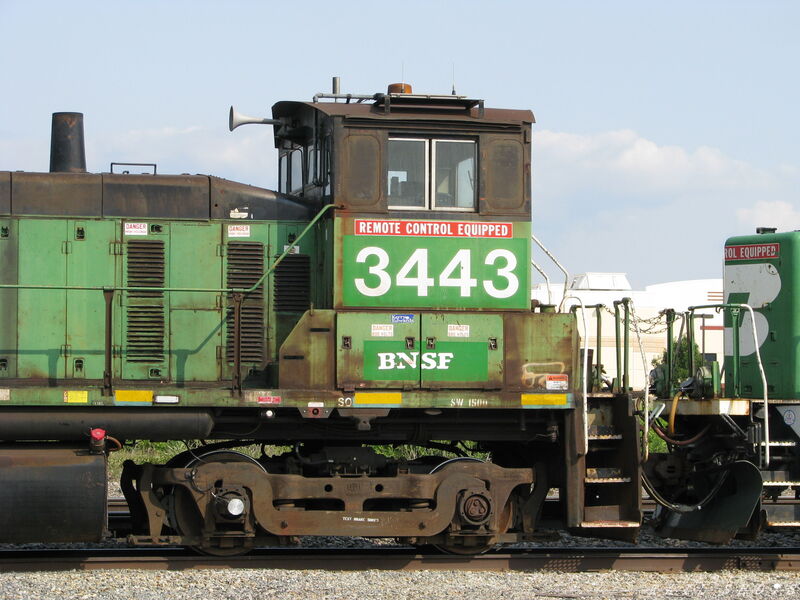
[532,273,724,391]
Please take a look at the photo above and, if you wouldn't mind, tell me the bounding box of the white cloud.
[531,129,800,286]
[736,201,800,231]
[534,129,781,202]
[90,125,277,188]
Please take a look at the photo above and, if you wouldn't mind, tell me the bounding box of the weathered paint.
[4,385,574,409]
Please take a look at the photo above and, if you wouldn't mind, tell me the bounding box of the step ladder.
[566,394,641,541]
[758,462,800,527]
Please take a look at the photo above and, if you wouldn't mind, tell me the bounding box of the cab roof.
[272,95,534,125]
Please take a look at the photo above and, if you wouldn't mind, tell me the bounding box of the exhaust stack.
[49,112,86,173]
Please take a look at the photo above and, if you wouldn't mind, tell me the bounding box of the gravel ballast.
[0,569,799,600]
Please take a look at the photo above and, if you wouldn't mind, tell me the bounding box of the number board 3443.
[338,218,530,310]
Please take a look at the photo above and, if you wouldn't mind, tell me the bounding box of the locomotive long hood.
[0,171,310,221]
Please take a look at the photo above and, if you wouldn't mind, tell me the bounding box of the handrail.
[530,258,552,305]
[0,203,339,294]
[565,296,589,455]
[530,233,570,311]
[688,303,769,465]
[590,304,604,392]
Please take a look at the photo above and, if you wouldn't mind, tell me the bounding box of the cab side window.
[387,138,476,211]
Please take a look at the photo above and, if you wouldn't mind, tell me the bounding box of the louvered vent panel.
[274,254,310,312]
[126,240,165,362]
[127,239,166,298]
[226,242,265,364]
[226,242,265,300]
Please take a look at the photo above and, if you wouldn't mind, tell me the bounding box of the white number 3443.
[354,247,519,299]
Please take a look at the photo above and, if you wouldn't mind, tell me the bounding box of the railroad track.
[4,497,795,574]
[2,546,800,573]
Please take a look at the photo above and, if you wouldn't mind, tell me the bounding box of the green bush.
[651,337,703,389]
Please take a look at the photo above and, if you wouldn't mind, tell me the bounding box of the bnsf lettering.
[377,352,455,370]
[725,243,780,261]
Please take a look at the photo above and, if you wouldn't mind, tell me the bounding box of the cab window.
[290,149,304,194]
[387,138,476,211]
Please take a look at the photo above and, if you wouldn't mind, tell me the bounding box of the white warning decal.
[371,324,394,337]
[227,224,251,238]
[124,223,148,236]
[447,324,470,338]
[546,374,569,391]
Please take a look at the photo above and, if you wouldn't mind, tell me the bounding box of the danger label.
[354,219,513,238]
[228,225,251,238]
[257,395,282,405]
[447,324,470,338]
[124,222,148,236]
[546,374,569,391]
[725,243,780,261]
[371,324,394,337]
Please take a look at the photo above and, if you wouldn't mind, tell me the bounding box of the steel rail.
[2,546,800,573]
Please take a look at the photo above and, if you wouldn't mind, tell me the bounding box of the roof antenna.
[401,61,405,89]
[451,63,457,95]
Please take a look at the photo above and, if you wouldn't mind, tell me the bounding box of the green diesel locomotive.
[0,83,643,553]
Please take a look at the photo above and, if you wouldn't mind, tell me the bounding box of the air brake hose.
[653,424,710,446]
[668,392,681,435]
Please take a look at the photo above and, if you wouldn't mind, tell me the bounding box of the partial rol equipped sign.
[725,243,780,261]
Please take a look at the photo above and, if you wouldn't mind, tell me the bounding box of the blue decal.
[392,314,415,324]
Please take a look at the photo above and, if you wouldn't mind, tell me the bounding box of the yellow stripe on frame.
[521,393,568,406]
[115,390,154,404]
[354,392,403,406]
[64,390,89,404]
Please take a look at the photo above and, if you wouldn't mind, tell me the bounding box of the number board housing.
[335,217,531,310]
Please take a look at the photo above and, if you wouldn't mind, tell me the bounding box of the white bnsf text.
[377,352,454,370]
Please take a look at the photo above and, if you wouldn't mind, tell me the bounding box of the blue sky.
[1,0,798,287]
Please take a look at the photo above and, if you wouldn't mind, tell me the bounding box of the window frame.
[386,136,477,212]
[278,154,287,193]
[431,139,477,213]
[289,148,304,195]
[386,137,429,211]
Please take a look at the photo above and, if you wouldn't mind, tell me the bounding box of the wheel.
[432,497,514,555]
[426,457,514,555]
[166,450,265,556]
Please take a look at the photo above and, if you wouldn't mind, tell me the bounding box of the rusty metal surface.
[11,172,102,216]
[0,171,10,214]
[273,100,535,125]
[103,173,209,219]
[0,445,106,543]
[504,312,579,392]
[136,460,533,550]
[209,177,310,221]
[7,171,310,220]
[278,310,336,389]
[49,113,86,173]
